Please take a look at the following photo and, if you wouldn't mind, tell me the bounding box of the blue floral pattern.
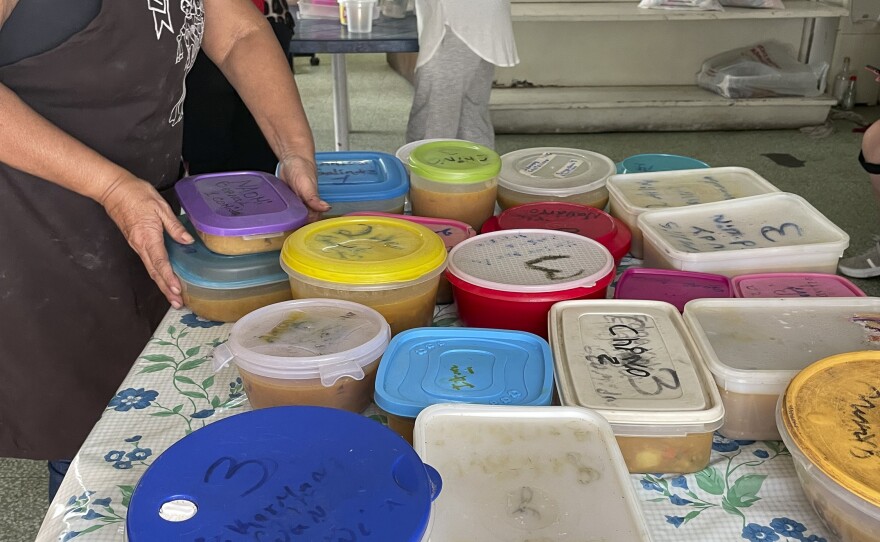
[107,388,158,411]
[180,312,223,328]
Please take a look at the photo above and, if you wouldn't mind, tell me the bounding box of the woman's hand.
[99,173,193,309]
[277,153,330,221]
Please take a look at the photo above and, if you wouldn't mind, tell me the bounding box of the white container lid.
[499,147,615,197]
[212,299,390,385]
[683,297,880,394]
[447,229,614,293]
[638,192,850,261]
[413,404,652,542]
[607,166,779,212]
[549,300,724,434]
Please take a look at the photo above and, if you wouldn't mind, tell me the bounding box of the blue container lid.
[374,328,554,419]
[127,407,441,542]
[616,153,710,174]
[166,216,288,290]
[314,151,409,203]
[175,171,309,237]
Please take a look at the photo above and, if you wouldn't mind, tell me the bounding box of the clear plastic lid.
[683,297,880,394]
[212,299,391,385]
[498,147,615,197]
[731,272,866,298]
[314,151,409,202]
[608,166,779,212]
[447,229,614,293]
[413,404,651,542]
[549,300,724,433]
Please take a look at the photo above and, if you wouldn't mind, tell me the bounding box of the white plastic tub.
[638,192,849,277]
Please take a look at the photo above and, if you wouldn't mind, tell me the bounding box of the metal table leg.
[331,53,350,151]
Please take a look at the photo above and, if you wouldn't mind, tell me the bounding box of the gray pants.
[406,30,496,149]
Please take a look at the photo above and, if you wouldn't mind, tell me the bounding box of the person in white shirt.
[406,0,519,149]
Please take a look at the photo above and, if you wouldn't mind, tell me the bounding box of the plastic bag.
[696,41,829,98]
[720,0,784,8]
[638,0,723,10]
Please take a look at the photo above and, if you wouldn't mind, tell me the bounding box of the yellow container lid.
[280,216,447,284]
[780,351,880,507]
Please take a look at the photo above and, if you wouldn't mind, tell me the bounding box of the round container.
[166,217,292,322]
[395,138,468,174]
[175,171,309,256]
[497,147,615,210]
[778,351,880,542]
[408,141,501,231]
[731,272,866,298]
[613,268,732,312]
[446,229,615,338]
[212,299,390,411]
[307,151,409,218]
[479,202,631,264]
[127,406,441,542]
[280,216,447,335]
[617,153,709,174]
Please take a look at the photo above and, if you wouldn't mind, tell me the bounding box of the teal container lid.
[314,151,409,202]
[166,217,288,290]
[374,327,554,418]
[408,141,501,184]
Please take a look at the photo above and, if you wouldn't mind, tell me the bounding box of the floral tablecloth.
[36,268,836,542]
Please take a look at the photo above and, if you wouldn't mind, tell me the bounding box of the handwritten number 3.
[204,457,276,497]
[760,223,802,242]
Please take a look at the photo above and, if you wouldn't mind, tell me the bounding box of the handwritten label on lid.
[196,176,286,217]
[631,175,741,209]
[554,158,585,178]
[318,160,381,186]
[653,214,806,253]
[307,222,418,262]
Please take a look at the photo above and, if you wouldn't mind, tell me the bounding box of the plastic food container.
[175,171,308,256]
[408,140,501,231]
[280,216,447,336]
[413,404,652,542]
[347,211,476,304]
[479,202,631,264]
[447,230,615,338]
[212,299,390,411]
[614,268,732,312]
[639,192,850,277]
[617,153,709,174]
[731,272,866,298]
[311,151,409,217]
[778,352,880,542]
[127,406,440,542]
[607,166,779,258]
[395,138,468,174]
[497,147,616,211]
[166,217,292,322]
[549,300,725,474]
[297,0,343,19]
[684,297,880,440]
[374,328,554,443]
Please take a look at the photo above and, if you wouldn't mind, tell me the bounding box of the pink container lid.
[731,272,866,298]
[345,211,476,252]
[613,268,732,312]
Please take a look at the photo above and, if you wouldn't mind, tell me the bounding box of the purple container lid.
[614,268,732,312]
[731,272,867,298]
[175,171,308,237]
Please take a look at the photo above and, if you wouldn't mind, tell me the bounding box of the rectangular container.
[607,166,780,258]
[614,268,732,312]
[683,297,880,440]
[731,272,866,298]
[310,151,409,218]
[638,192,850,277]
[413,404,652,542]
[549,299,724,474]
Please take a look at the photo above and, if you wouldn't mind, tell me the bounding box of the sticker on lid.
[500,147,615,195]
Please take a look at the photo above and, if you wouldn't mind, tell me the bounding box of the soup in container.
[731,272,866,298]
[408,140,501,231]
[212,299,390,411]
[778,352,880,542]
[166,217,292,322]
[549,300,724,474]
[446,230,615,339]
[413,404,652,542]
[280,216,447,335]
[684,297,880,440]
[309,151,409,218]
[497,147,615,210]
[127,406,441,542]
[175,171,308,255]
[607,166,779,258]
[374,327,554,443]
[613,268,732,312]
[346,211,476,304]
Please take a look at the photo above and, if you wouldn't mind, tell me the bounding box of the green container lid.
[408,140,501,184]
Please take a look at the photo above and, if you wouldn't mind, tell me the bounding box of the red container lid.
[731,272,866,298]
[613,268,732,312]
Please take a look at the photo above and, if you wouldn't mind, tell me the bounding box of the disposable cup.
[345,0,376,33]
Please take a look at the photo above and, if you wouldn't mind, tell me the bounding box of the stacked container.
[310,151,409,217]
[731,272,866,298]
[613,268,732,312]
[549,300,724,474]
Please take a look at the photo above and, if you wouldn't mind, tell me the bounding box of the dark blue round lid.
[127,407,440,542]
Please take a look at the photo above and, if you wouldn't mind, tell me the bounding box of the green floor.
[6,53,879,541]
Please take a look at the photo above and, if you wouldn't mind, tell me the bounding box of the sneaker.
[839,239,880,278]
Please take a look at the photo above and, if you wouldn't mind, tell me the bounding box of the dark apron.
[0,0,203,459]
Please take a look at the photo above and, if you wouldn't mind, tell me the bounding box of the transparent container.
[414,404,652,542]
[549,299,724,474]
[684,297,880,440]
[607,166,779,258]
[343,0,377,33]
[212,299,390,411]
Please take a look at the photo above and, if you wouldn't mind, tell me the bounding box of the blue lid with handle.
[374,327,554,419]
[127,406,441,542]
[313,151,409,202]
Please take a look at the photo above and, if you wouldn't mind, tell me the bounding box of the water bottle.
[832,57,854,105]
[840,75,858,111]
